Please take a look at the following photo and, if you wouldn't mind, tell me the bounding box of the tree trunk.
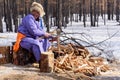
[96,0,100,27]
[56,0,62,31]
[79,1,82,21]
[93,0,96,27]
[12,0,18,32]
[44,0,50,32]
[111,1,114,20]
[116,0,119,22]
[0,1,3,32]
[4,0,13,32]
[90,0,94,26]
[107,1,111,20]
[103,0,106,25]
[83,0,86,27]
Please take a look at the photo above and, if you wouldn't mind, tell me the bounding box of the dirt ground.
[0,63,120,80]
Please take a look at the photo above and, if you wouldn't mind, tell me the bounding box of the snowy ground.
[0,33,17,46]
[63,20,120,61]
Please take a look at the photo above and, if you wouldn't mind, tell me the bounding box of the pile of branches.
[51,43,109,77]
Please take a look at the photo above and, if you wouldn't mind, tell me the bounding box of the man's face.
[33,10,40,19]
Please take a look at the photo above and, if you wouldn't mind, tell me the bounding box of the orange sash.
[13,32,25,52]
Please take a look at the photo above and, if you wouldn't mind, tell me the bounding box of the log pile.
[51,43,109,77]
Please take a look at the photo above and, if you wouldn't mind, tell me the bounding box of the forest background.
[0,0,120,32]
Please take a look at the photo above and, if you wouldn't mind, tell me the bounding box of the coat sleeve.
[25,17,45,37]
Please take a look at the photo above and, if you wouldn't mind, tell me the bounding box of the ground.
[0,62,120,80]
[93,62,120,80]
[0,63,72,80]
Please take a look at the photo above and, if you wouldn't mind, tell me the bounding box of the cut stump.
[0,46,11,64]
[40,51,54,73]
[12,47,36,65]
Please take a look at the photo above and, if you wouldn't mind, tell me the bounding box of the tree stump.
[40,51,54,73]
[0,46,11,64]
[13,47,36,65]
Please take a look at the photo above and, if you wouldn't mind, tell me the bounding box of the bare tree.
[82,0,86,27]
[12,0,18,32]
[116,0,120,22]
[0,0,3,32]
[90,0,94,26]
[56,0,62,31]
[4,0,13,32]
[107,0,111,20]
[44,0,50,32]
[79,0,82,21]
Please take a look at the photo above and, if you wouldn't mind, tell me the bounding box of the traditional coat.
[18,14,50,62]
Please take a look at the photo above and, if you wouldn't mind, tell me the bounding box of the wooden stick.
[59,54,68,64]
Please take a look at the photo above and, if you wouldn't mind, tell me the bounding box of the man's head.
[30,2,45,19]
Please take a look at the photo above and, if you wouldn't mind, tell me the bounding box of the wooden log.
[0,46,10,54]
[89,57,104,64]
[59,54,68,64]
[0,46,11,64]
[0,56,6,64]
[40,51,54,73]
[13,47,35,65]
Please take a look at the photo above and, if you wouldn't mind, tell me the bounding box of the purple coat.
[18,14,50,62]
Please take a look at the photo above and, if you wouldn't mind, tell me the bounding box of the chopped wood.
[59,54,69,64]
[52,43,110,77]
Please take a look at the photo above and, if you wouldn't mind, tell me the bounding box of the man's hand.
[44,32,51,38]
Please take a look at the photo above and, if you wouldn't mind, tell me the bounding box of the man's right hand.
[44,33,51,38]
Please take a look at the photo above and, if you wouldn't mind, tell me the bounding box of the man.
[13,2,52,62]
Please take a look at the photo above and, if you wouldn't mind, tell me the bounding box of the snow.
[0,33,17,46]
[62,19,120,61]
[1,16,120,61]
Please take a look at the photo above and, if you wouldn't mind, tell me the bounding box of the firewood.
[99,65,109,72]
[54,66,64,73]
[52,43,109,77]
[65,66,72,70]
[53,50,64,54]
[73,64,88,73]
[59,54,68,64]
[74,73,94,80]
[78,48,85,52]
[89,57,104,63]
[68,56,75,69]
[32,63,39,68]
